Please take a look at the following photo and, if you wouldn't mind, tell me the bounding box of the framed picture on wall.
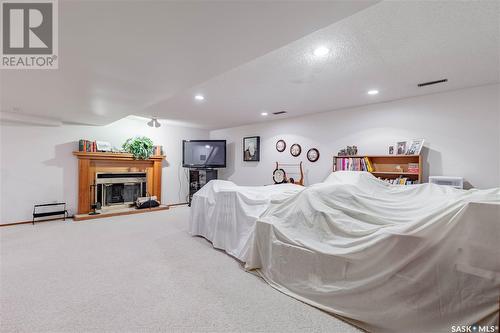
[243,136,260,161]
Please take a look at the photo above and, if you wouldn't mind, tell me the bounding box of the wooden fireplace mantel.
[73,152,165,215]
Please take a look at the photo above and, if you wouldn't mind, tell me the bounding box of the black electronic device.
[182,140,226,168]
[188,169,218,205]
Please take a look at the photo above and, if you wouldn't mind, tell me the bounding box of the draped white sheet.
[189,180,303,261]
[246,172,500,333]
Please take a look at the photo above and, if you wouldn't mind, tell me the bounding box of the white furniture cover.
[189,180,303,261]
[246,172,500,333]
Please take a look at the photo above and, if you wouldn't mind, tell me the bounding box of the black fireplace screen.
[95,172,147,207]
[96,182,146,206]
[104,183,143,206]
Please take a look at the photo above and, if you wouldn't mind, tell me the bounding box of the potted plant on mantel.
[122,136,154,160]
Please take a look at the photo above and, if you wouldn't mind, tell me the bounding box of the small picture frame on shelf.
[389,145,394,155]
[406,139,425,155]
[243,136,260,161]
[396,141,407,155]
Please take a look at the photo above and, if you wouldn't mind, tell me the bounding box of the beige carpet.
[0,206,361,333]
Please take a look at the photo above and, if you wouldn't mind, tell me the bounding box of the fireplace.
[73,151,164,216]
[95,172,147,208]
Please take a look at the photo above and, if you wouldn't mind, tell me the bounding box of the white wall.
[1,84,498,224]
[210,84,500,189]
[0,116,208,224]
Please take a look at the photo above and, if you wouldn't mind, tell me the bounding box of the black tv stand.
[188,168,218,206]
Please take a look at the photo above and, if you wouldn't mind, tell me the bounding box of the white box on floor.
[429,176,464,189]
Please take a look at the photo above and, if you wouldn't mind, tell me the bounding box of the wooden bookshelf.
[333,155,422,184]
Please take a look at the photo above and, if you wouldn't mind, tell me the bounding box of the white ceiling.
[1,0,499,129]
[0,0,377,126]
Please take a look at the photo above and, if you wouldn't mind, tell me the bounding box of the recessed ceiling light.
[313,46,329,57]
[367,90,379,95]
[261,112,268,116]
[194,95,205,101]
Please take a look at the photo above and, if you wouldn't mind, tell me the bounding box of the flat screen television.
[182,140,226,168]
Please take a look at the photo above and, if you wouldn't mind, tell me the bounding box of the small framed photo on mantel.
[243,136,260,161]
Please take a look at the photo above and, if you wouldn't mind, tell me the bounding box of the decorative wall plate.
[290,143,301,157]
[307,148,320,162]
[273,168,286,184]
[276,139,286,152]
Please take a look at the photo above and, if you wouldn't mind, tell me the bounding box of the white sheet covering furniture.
[189,180,303,261]
[246,172,500,333]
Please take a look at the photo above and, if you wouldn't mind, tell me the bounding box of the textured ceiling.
[1,1,498,129]
[142,0,500,129]
[0,0,377,126]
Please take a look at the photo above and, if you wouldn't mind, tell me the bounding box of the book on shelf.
[79,141,163,155]
[377,176,418,185]
[334,156,373,172]
[408,163,419,174]
[364,157,374,172]
[78,139,97,152]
